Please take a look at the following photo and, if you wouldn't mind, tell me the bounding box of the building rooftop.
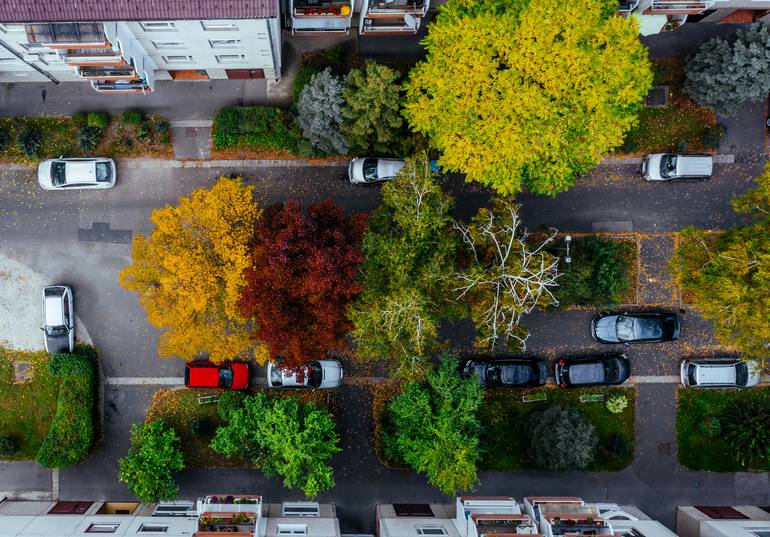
[0,0,277,23]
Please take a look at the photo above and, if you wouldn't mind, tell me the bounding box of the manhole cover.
[186,127,197,138]
[658,442,672,455]
[645,86,669,107]
[13,360,33,384]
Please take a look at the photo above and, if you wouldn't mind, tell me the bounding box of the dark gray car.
[463,357,547,387]
[555,354,630,388]
[592,312,680,344]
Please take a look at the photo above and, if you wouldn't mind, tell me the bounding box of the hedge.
[212,106,311,156]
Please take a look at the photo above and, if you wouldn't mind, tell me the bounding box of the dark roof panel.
[0,0,277,22]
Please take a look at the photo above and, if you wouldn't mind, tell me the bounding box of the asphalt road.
[0,160,767,532]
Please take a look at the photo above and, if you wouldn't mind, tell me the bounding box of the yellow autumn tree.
[120,177,261,362]
[404,0,653,197]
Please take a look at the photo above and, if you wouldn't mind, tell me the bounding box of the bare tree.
[455,199,560,349]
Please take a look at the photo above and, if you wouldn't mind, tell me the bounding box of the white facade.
[677,506,770,537]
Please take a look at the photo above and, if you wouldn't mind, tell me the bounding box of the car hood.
[593,316,619,342]
[318,360,343,388]
[37,160,54,188]
[349,158,366,184]
[644,154,663,180]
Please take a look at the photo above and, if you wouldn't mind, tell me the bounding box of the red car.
[184,361,249,390]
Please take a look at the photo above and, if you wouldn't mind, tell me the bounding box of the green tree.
[382,355,484,494]
[675,163,770,368]
[721,399,770,469]
[685,23,770,117]
[528,406,597,470]
[404,0,652,196]
[348,153,462,378]
[118,420,185,502]
[341,61,404,154]
[210,393,340,498]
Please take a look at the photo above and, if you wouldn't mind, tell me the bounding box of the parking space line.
[628,375,679,384]
[104,377,184,386]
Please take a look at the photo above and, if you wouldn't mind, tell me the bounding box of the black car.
[555,354,630,388]
[591,312,680,344]
[462,357,547,387]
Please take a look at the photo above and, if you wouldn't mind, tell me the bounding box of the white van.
[641,153,713,181]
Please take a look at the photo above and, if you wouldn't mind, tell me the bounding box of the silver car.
[267,359,343,389]
[42,285,74,354]
[680,359,761,388]
[38,157,116,190]
[348,157,406,185]
[641,153,712,181]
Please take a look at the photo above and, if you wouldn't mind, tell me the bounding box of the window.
[138,525,168,533]
[394,505,434,517]
[201,21,239,31]
[694,506,748,520]
[415,526,448,536]
[140,22,177,31]
[614,530,645,537]
[209,38,242,49]
[750,531,770,537]
[153,40,186,49]
[277,525,307,535]
[216,54,247,64]
[49,501,93,515]
[164,55,194,64]
[86,524,120,534]
[282,503,319,517]
[0,23,26,32]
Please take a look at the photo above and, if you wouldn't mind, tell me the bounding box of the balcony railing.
[63,48,123,65]
[91,80,150,94]
[26,22,106,46]
[649,0,714,12]
[366,0,425,13]
[77,66,139,80]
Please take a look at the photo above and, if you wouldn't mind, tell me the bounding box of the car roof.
[187,362,219,386]
[377,159,406,178]
[694,362,737,385]
[676,155,713,177]
[44,295,64,326]
[64,161,97,184]
[568,361,605,384]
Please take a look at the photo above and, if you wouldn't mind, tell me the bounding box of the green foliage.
[528,405,597,470]
[698,416,722,438]
[191,418,212,438]
[137,124,151,142]
[156,120,170,136]
[119,420,185,502]
[17,126,43,158]
[341,61,404,154]
[606,395,629,414]
[36,347,97,468]
[599,432,630,460]
[382,355,484,494]
[0,127,11,152]
[721,399,770,468]
[294,67,318,104]
[404,0,652,196]
[685,23,770,117]
[212,106,304,154]
[0,435,18,457]
[77,125,102,151]
[121,111,143,125]
[553,236,632,307]
[210,393,340,497]
[86,112,110,129]
[348,153,462,377]
[72,112,88,127]
[301,43,352,76]
[702,124,725,150]
[218,391,246,422]
[297,68,348,154]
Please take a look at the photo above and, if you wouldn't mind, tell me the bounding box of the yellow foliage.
[120,177,261,362]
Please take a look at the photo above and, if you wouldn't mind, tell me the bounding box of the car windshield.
[362,159,379,182]
[735,362,748,386]
[616,316,634,341]
[307,362,323,388]
[604,359,618,381]
[270,365,283,387]
[687,364,698,385]
[660,154,677,179]
[45,325,67,336]
[51,161,67,186]
[95,162,112,182]
[218,364,234,388]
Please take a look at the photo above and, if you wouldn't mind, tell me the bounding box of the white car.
[680,359,761,388]
[42,285,74,354]
[267,359,343,389]
[38,157,116,190]
[348,157,406,185]
[640,153,712,181]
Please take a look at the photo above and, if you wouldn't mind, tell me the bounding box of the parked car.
[462,356,547,387]
[348,157,406,185]
[591,312,680,344]
[555,354,630,388]
[37,157,116,190]
[267,359,343,389]
[42,285,74,354]
[680,358,761,388]
[184,361,249,390]
[640,153,712,181]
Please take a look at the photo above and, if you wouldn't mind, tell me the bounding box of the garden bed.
[146,387,334,469]
[672,230,722,305]
[0,348,60,460]
[676,386,769,472]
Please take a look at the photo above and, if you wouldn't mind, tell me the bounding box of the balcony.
[62,48,124,65]
[77,66,140,81]
[648,0,715,13]
[294,0,351,17]
[543,514,613,536]
[365,0,426,15]
[91,80,151,94]
[26,22,107,48]
[291,0,353,33]
[361,17,420,33]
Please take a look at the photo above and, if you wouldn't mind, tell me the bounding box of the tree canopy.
[404,0,652,196]
[210,393,340,497]
[528,406,597,470]
[297,68,348,155]
[239,199,367,369]
[119,177,260,361]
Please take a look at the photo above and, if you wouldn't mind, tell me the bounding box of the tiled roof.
[0,0,277,22]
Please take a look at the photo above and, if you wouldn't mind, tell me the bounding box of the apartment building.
[377,495,678,537]
[0,1,282,93]
[677,505,770,537]
[0,495,339,537]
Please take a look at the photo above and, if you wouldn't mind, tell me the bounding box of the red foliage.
[239,199,367,369]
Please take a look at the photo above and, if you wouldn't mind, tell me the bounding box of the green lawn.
[0,348,61,459]
[479,387,635,471]
[677,387,770,472]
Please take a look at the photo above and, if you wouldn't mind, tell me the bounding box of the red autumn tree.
[240,199,367,369]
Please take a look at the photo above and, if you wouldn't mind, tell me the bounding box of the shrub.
[528,406,597,470]
[155,120,170,136]
[0,127,10,153]
[294,67,318,104]
[676,140,689,153]
[121,111,143,125]
[78,125,102,151]
[606,395,629,414]
[36,347,97,468]
[296,68,348,155]
[86,112,110,129]
[119,420,185,502]
[702,124,725,150]
[17,127,42,159]
[122,137,134,149]
[721,399,770,468]
[600,432,630,459]
[72,112,88,127]
[137,124,151,142]
[191,418,212,438]
[0,435,18,457]
[218,391,246,422]
[212,106,303,153]
[698,416,722,438]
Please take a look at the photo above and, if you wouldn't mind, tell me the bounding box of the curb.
[170,120,213,128]
[115,158,348,169]
[601,155,735,165]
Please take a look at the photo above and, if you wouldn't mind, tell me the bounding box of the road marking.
[629,375,679,384]
[105,377,184,386]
